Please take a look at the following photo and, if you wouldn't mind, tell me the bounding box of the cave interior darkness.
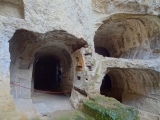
[100,74,112,97]
[95,47,110,57]
[34,55,62,92]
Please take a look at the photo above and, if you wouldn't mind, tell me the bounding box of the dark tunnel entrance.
[34,56,61,92]
[100,74,112,97]
[95,47,110,57]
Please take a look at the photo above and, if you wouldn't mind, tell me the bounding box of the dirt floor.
[32,92,73,118]
[14,92,73,120]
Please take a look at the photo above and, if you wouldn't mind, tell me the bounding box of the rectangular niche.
[0,0,24,19]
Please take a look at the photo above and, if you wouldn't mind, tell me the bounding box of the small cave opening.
[34,56,62,92]
[100,71,124,102]
[95,47,110,57]
[99,68,160,115]
[100,74,112,97]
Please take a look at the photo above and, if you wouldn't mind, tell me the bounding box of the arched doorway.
[31,47,74,117]
[100,70,124,102]
[32,45,74,94]
[9,29,87,117]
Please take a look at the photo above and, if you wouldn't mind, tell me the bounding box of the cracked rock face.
[0,0,160,120]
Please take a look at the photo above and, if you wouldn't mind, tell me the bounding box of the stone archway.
[9,29,87,117]
[99,68,160,115]
[9,29,87,98]
[31,45,74,94]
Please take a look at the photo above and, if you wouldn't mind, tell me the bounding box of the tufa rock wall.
[0,0,160,119]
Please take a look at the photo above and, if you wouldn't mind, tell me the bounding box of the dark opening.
[95,47,110,57]
[100,74,112,97]
[34,56,62,91]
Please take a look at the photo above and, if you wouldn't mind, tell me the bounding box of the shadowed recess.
[34,56,61,91]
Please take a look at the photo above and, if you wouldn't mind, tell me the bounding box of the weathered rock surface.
[0,0,160,120]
